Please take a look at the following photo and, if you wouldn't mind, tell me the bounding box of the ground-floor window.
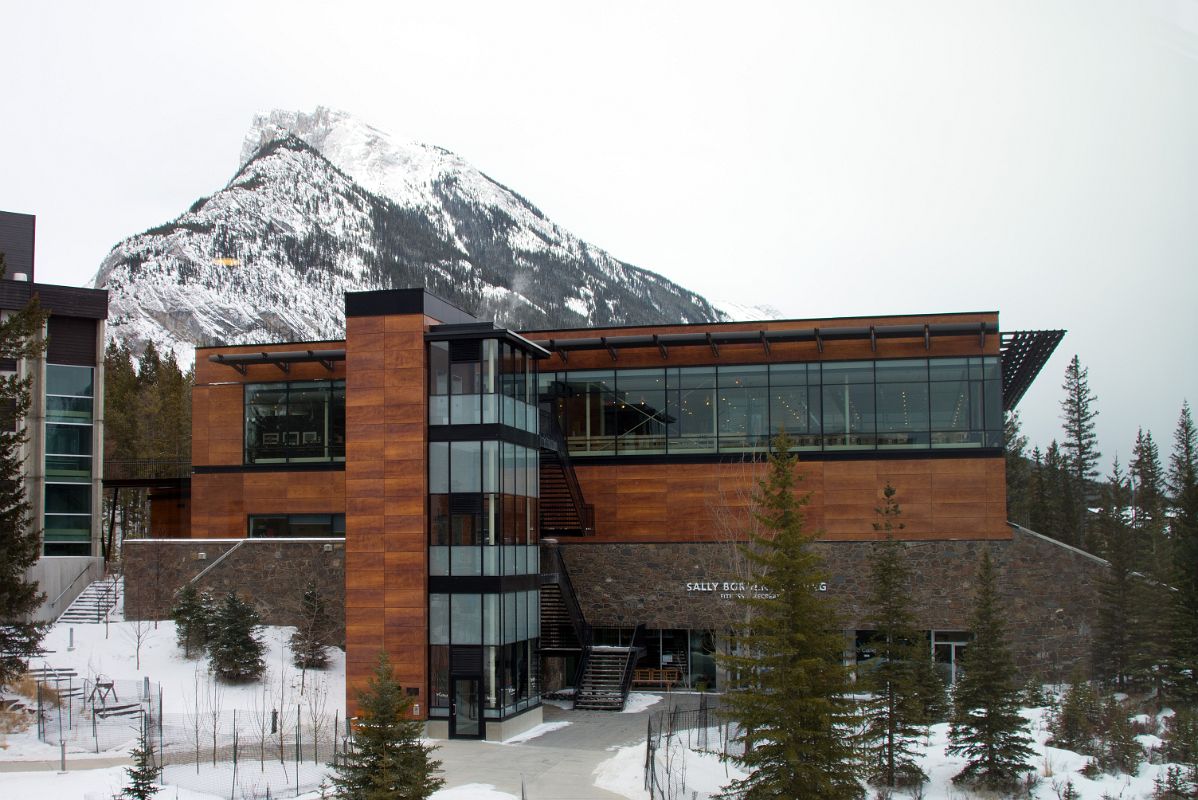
[248,514,345,538]
[598,627,721,690]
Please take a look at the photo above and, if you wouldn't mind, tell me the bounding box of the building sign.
[685,580,827,599]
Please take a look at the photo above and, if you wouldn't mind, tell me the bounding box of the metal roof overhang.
[531,321,997,360]
[209,349,346,374]
[999,329,1066,411]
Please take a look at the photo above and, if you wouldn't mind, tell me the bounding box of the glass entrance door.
[450,678,482,739]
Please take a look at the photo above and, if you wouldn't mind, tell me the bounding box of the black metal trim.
[0,282,108,319]
[425,325,550,359]
[194,463,346,474]
[560,448,1005,467]
[345,288,479,324]
[428,424,541,449]
[428,574,542,593]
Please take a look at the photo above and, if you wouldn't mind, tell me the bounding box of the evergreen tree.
[1050,678,1101,753]
[717,431,862,800]
[1093,459,1136,687]
[290,581,335,671]
[1168,401,1197,503]
[1167,402,1198,706]
[1060,355,1100,547]
[208,592,265,682]
[0,252,49,690]
[1131,429,1167,533]
[170,584,212,658]
[1005,411,1032,526]
[121,718,162,799]
[947,550,1035,791]
[1091,696,1143,776]
[332,652,444,800]
[861,484,929,788]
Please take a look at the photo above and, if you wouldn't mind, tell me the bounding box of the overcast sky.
[3,1,1196,470]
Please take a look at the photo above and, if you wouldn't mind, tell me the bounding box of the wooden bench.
[632,668,682,690]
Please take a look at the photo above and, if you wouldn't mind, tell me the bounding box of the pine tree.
[947,550,1035,791]
[290,581,334,671]
[861,484,930,788]
[0,252,49,690]
[332,652,444,800]
[1050,678,1101,753]
[1094,459,1135,688]
[1131,429,1167,533]
[1060,355,1100,547]
[1167,402,1198,706]
[1005,411,1032,526]
[1168,401,1197,503]
[717,431,862,800]
[208,592,265,682]
[121,718,162,799]
[170,584,212,658]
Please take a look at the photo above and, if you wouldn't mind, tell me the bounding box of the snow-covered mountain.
[95,108,731,364]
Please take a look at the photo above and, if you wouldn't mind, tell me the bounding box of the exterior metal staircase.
[574,647,636,710]
[57,576,122,624]
[573,624,646,711]
[538,408,594,536]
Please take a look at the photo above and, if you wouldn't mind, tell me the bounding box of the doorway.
[449,677,482,739]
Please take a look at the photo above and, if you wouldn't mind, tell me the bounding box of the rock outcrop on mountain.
[95,108,729,363]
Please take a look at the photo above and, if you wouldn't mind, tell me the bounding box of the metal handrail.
[187,540,246,586]
[620,623,648,708]
[48,564,96,613]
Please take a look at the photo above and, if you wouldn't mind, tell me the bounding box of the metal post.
[59,741,66,773]
[296,704,301,795]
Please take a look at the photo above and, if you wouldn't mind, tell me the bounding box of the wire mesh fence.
[34,673,345,799]
[37,676,161,753]
[155,707,344,799]
[644,696,746,800]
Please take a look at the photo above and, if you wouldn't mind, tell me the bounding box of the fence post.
[296,704,302,796]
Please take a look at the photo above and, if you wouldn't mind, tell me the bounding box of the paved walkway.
[0,692,713,799]
[430,693,708,799]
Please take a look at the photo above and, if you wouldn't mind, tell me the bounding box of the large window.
[544,356,1002,456]
[244,381,345,464]
[44,364,94,556]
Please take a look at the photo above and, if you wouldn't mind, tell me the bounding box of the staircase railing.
[620,623,648,708]
[539,408,595,535]
[47,564,97,620]
[543,541,594,695]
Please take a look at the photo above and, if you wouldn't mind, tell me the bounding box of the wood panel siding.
[189,470,345,537]
[344,313,429,718]
[572,455,1008,543]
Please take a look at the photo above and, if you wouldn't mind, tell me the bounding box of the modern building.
[127,286,1090,742]
[1,210,109,619]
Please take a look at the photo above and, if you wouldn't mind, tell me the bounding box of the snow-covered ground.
[3,600,1194,799]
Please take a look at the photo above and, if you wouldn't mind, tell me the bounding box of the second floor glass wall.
[541,356,1002,456]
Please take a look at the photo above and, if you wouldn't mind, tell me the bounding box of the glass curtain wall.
[542,357,1001,456]
[428,590,541,719]
[428,334,542,724]
[44,365,94,555]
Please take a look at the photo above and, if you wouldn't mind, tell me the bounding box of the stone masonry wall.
[554,526,1105,680]
[123,539,346,645]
